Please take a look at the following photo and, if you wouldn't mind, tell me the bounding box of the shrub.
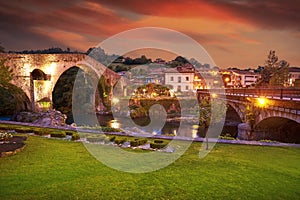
[15,128,33,133]
[50,131,66,138]
[66,131,75,136]
[218,134,236,140]
[150,139,168,149]
[114,137,127,145]
[101,127,121,132]
[130,138,148,147]
[33,129,50,135]
[71,133,80,140]
[130,139,139,147]
[109,136,116,142]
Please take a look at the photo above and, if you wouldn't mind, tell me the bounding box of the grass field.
[1,135,299,199]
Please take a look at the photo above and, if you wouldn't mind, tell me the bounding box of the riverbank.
[1,120,299,147]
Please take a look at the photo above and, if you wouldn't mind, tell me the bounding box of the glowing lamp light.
[257,97,267,107]
[44,62,56,75]
[112,97,119,104]
[224,77,230,82]
[211,93,217,98]
[110,120,120,129]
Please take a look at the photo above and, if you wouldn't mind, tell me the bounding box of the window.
[170,76,174,81]
[177,85,181,92]
[186,76,189,81]
[185,85,189,90]
[178,77,181,83]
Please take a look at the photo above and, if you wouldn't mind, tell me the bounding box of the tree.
[198,96,226,150]
[256,50,289,87]
[0,59,14,87]
[174,56,188,64]
[0,59,30,114]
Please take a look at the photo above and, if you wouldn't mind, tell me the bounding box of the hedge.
[114,137,127,145]
[150,139,168,149]
[71,133,80,140]
[50,131,66,138]
[130,138,148,147]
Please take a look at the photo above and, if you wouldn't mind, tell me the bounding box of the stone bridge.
[0,53,120,111]
[197,89,300,143]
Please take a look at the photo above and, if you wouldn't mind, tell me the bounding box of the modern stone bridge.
[197,88,300,143]
[0,53,120,111]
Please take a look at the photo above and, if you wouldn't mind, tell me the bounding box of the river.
[97,115,237,138]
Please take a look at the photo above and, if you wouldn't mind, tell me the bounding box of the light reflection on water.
[97,114,238,138]
[97,115,201,138]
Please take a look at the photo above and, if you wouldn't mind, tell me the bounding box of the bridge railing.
[197,88,300,100]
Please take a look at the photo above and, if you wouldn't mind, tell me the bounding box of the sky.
[0,0,299,68]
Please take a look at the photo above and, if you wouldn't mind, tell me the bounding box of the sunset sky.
[0,0,299,68]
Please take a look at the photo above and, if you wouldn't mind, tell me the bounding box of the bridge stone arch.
[255,108,300,127]
[0,53,120,111]
[254,116,300,143]
[226,101,246,122]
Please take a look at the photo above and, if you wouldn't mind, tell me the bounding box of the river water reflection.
[97,115,224,138]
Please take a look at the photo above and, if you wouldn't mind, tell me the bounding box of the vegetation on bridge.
[0,59,30,116]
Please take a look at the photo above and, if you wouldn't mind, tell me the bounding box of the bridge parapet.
[197,88,300,101]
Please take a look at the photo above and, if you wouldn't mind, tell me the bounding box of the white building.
[226,70,260,88]
[288,67,300,87]
[164,66,194,92]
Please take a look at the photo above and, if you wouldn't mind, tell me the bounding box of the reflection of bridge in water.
[197,88,300,143]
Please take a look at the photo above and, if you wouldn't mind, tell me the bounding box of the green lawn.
[1,135,299,199]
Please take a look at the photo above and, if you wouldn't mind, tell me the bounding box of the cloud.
[0,0,135,51]
[31,27,96,51]
[0,0,299,67]
[97,0,300,30]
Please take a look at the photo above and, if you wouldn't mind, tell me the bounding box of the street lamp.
[112,97,119,104]
[211,93,217,98]
[257,97,268,108]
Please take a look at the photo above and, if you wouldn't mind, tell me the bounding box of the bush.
[101,127,121,132]
[71,133,80,140]
[66,131,74,136]
[50,131,66,138]
[15,128,33,133]
[33,129,50,135]
[130,138,148,147]
[218,134,236,140]
[109,136,116,142]
[130,139,139,147]
[150,139,168,149]
[114,137,127,145]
